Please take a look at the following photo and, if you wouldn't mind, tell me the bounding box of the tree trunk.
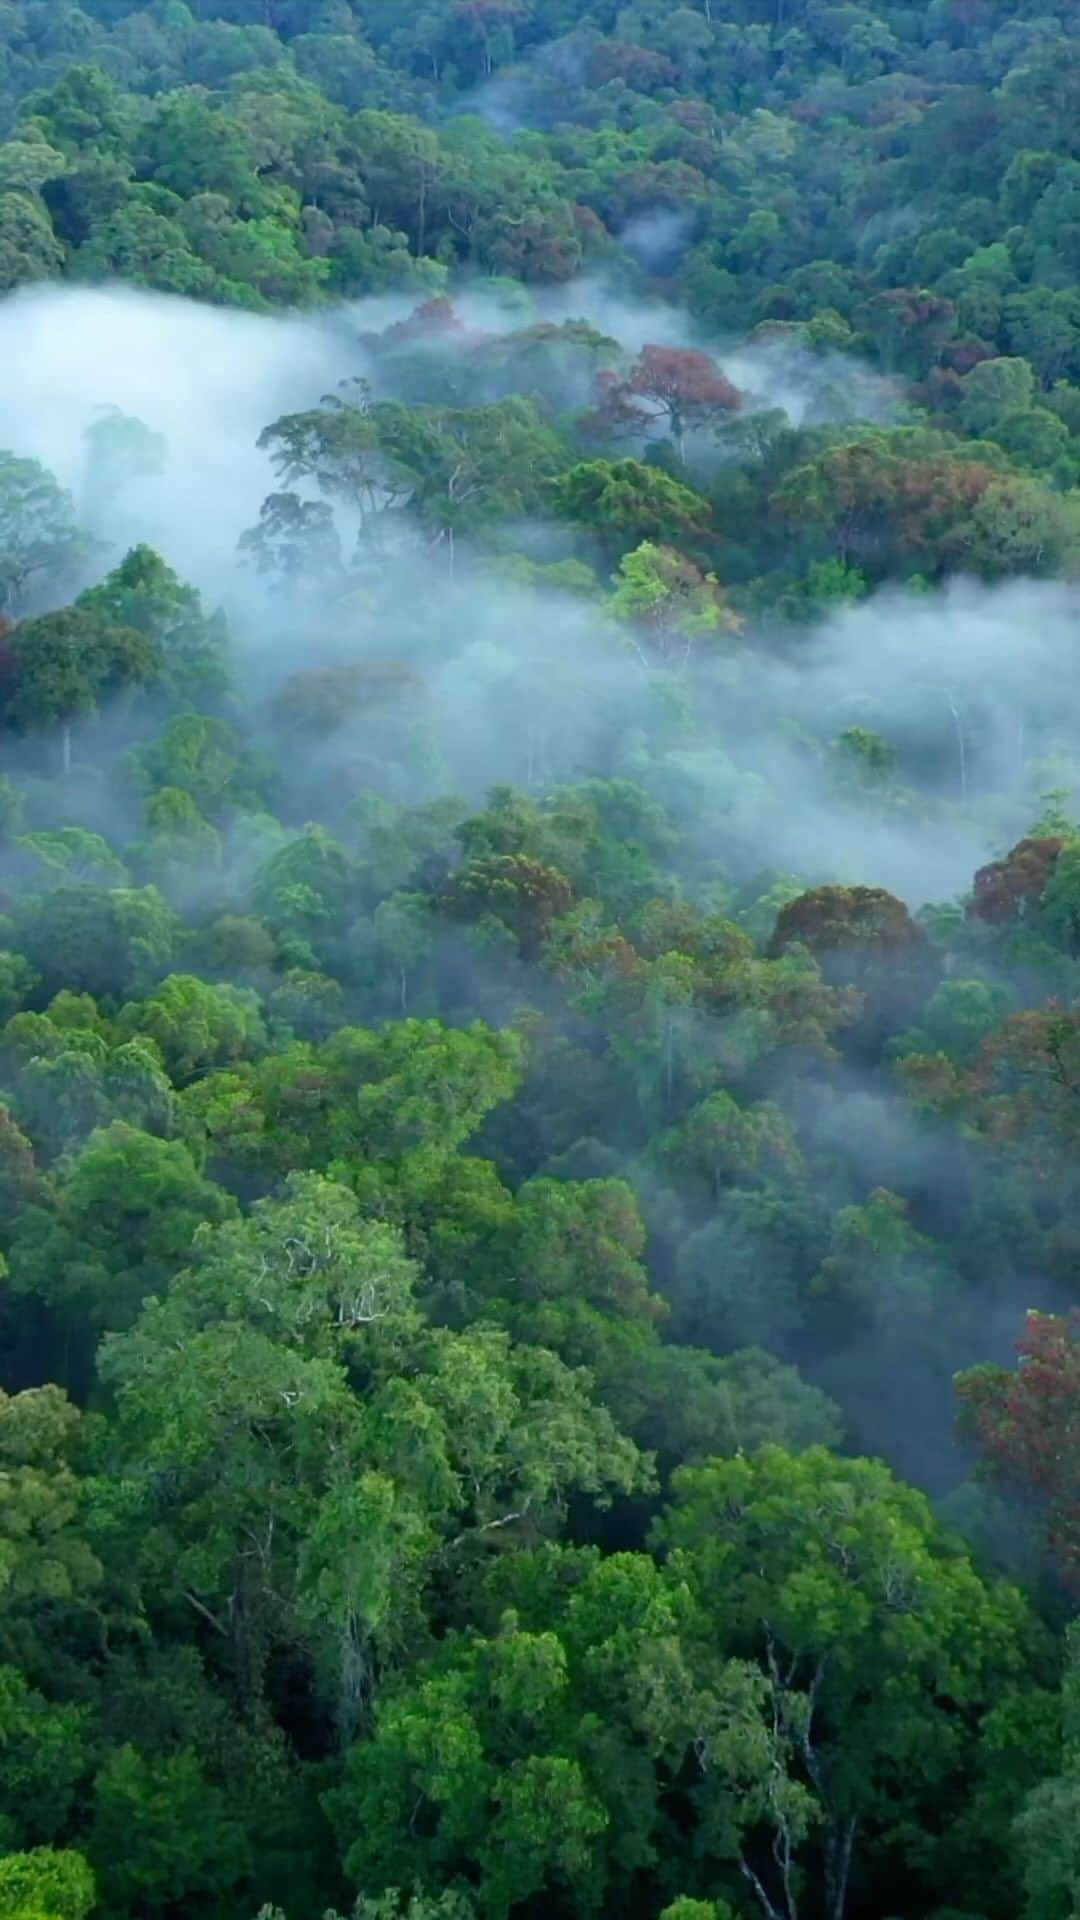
[61,720,72,777]
[338,1614,372,1748]
[945,690,968,803]
[739,1854,785,1920]
[826,1816,857,1920]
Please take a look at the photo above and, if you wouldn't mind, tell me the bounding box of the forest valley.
[5,5,1080,1920]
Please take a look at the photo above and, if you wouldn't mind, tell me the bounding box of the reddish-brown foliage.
[587,41,678,91]
[629,344,741,422]
[767,884,941,1044]
[272,661,423,735]
[940,337,995,376]
[767,884,930,965]
[773,437,999,571]
[440,853,575,960]
[968,835,1065,925]
[377,299,486,351]
[957,1308,1080,1591]
[589,345,741,450]
[969,1002,1080,1158]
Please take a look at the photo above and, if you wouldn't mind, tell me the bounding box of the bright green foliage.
[0,1666,90,1848]
[76,547,229,702]
[656,1447,1039,1918]
[660,1902,733,1920]
[14,828,127,891]
[115,973,266,1083]
[95,1173,645,1738]
[553,459,713,558]
[4,1022,174,1163]
[130,710,262,816]
[892,978,1012,1064]
[129,786,222,894]
[8,1123,236,1334]
[0,1387,102,1685]
[609,542,739,664]
[0,1848,94,1920]
[326,1556,765,1917]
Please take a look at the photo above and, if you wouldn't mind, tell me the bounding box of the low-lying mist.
[1,279,1077,918]
[0,279,894,581]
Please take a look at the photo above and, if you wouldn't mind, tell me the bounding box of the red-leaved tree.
[957,1308,1080,1591]
[968,834,1065,926]
[590,345,741,459]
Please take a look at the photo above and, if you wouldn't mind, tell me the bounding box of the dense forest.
[4,4,1080,1920]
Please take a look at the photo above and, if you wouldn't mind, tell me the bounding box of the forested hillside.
[2,6,1080,1920]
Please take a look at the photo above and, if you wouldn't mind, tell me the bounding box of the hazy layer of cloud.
[0,284,358,592]
[618,209,696,276]
[0,280,892,587]
[1,282,1077,916]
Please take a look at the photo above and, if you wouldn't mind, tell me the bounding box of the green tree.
[116,973,266,1084]
[0,191,64,292]
[0,1386,102,1686]
[80,410,167,523]
[553,458,713,560]
[76,546,230,704]
[1015,1623,1080,1920]
[11,886,180,1003]
[89,1744,251,1919]
[961,475,1079,579]
[656,1446,1039,1920]
[7,607,160,772]
[0,1667,89,1850]
[0,1848,95,1920]
[0,455,86,616]
[239,491,342,586]
[609,542,739,666]
[326,1554,762,1916]
[100,1174,644,1732]
[956,357,1038,435]
[130,709,262,816]
[8,1122,236,1342]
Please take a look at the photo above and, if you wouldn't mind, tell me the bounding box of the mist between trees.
[3,202,1080,1920]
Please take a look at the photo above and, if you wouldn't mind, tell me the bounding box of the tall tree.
[5,608,160,772]
[590,346,741,461]
[0,454,87,617]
